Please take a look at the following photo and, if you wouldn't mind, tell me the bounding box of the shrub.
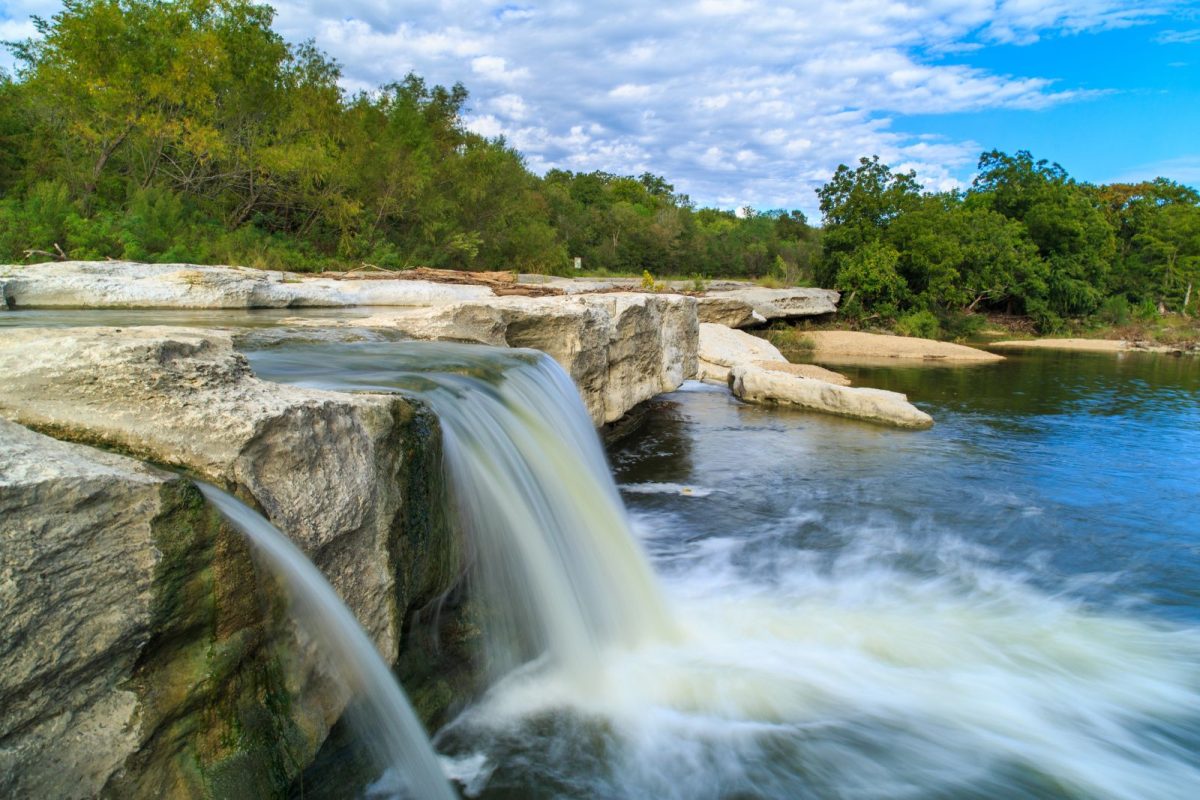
[895,309,941,339]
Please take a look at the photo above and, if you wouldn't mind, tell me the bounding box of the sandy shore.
[990,338,1195,354]
[803,331,1003,363]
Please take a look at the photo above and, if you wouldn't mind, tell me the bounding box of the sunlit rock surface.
[0,327,454,661]
[754,359,851,385]
[311,292,699,424]
[697,321,787,384]
[699,286,839,326]
[730,363,934,429]
[0,261,493,309]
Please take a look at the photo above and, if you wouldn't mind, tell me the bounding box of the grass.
[764,323,816,354]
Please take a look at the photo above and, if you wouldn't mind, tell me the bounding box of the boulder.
[0,261,493,309]
[304,292,699,425]
[695,295,766,328]
[701,287,839,325]
[0,420,336,797]
[697,322,786,384]
[729,364,933,429]
[0,327,455,665]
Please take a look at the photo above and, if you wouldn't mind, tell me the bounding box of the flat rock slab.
[805,330,1003,363]
[698,322,786,384]
[287,292,699,425]
[700,287,839,327]
[753,360,851,385]
[0,261,494,309]
[730,364,933,429]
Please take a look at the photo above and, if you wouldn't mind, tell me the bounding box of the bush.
[894,309,941,339]
[1096,295,1131,327]
[939,310,987,341]
[765,323,815,353]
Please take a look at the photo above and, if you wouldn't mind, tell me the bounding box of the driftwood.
[22,243,69,261]
[315,265,565,297]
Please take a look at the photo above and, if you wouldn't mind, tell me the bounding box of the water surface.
[446,349,1200,799]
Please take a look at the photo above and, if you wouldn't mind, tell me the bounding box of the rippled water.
[438,350,1200,800]
[243,339,1200,799]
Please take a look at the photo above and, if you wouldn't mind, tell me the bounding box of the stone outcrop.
[0,261,493,309]
[699,287,839,327]
[754,360,851,386]
[0,327,456,665]
[804,330,1004,363]
[0,420,338,798]
[301,292,699,425]
[697,321,786,384]
[729,364,933,429]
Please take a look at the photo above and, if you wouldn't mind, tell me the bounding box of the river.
[435,348,1200,799]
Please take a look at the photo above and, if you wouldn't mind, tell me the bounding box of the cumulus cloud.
[0,0,1177,214]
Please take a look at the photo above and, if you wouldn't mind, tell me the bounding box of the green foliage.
[1097,295,1131,327]
[816,149,1197,334]
[2,1,1194,326]
[834,241,906,317]
[894,310,941,339]
[765,324,815,354]
[0,1,815,279]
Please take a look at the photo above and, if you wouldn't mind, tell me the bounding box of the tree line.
[0,0,814,279]
[2,1,1196,335]
[818,153,1199,334]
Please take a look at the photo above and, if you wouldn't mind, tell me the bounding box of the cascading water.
[245,341,675,680]
[245,339,1200,800]
[197,483,456,800]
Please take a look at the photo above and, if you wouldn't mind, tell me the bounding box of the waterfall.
[414,350,676,678]
[197,483,456,800]
[244,341,676,678]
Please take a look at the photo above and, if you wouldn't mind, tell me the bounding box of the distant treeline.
[818,153,1200,334]
[1,1,1196,333]
[0,0,815,281]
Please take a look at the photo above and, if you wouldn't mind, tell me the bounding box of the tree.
[970,150,1113,320]
[816,156,921,285]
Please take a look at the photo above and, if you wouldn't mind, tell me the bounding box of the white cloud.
[470,55,529,85]
[1156,28,1200,43]
[1,0,1180,216]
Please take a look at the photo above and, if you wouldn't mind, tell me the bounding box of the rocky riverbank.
[696,323,934,429]
[0,260,958,795]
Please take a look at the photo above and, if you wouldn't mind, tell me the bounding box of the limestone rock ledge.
[0,261,493,309]
[0,327,457,666]
[698,287,840,328]
[0,420,337,798]
[730,364,933,429]
[697,321,787,384]
[310,292,699,425]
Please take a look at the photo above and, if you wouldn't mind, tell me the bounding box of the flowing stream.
[242,340,1200,799]
[244,341,674,682]
[196,483,456,800]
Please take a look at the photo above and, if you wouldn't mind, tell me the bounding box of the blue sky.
[2,1,1198,218]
